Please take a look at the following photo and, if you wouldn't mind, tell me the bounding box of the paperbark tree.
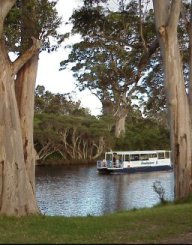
[153,0,192,199]
[15,0,41,194]
[15,54,39,192]
[13,0,61,192]
[0,0,41,215]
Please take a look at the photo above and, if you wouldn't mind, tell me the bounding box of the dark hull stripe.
[97,165,173,174]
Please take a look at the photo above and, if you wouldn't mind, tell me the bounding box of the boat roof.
[105,150,170,154]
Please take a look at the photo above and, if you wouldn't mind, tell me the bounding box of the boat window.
[130,154,140,161]
[124,154,130,161]
[118,155,122,161]
[148,153,157,158]
[158,152,165,159]
[165,151,170,158]
[140,154,149,160]
[106,154,112,160]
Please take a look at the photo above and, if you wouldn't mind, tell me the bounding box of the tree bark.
[15,54,39,192]
[114,111,127,138]
[102,98,128,138]
[0,0,40,215]
[0,40,39,215]
[153,0,192,199]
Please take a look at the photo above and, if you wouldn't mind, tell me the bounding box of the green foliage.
[68,0,189,128]
[34,113,113,162]
[34,87,114,162]
[34,86,170,163]
[4,0,62,54]
[60,1,145,117]
[114,116,170,151]
[35,85,90,116]
[70,6,106,36]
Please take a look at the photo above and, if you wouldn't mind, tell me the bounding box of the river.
[35,165,174,217]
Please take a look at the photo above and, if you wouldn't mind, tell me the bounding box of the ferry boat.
[97,150,173,174]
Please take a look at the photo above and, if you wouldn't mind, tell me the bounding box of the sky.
[36,0,102,116]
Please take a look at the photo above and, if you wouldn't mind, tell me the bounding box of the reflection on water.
[35,165,174,217]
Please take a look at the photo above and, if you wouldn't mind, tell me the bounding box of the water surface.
[35,165,174,216]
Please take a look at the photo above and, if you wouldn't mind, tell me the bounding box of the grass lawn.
[0,198,192,244]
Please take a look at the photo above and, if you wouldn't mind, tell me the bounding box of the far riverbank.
[36,158,96,166]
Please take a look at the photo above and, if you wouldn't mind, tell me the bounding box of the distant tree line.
[34,85,170,164]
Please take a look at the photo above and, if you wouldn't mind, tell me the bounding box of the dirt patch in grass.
[159,232,192,244]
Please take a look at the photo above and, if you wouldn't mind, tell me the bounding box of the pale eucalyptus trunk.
[153,0,192,199]
[114,113,127,138]
[113,101,128,138]
[0,41,39,216]
[15,54,39,192]
[0,0,40,215]
[102,99,127,138]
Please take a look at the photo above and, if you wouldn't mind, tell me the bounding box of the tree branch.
[139,0,148,52]
[137,38,159,77]
[12,37,41,75]
[0,0,16,35]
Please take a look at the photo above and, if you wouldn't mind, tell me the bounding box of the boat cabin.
[97,150,172,173]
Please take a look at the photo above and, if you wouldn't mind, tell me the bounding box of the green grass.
[0,199,192,244]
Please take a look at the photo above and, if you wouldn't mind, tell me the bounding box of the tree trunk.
[0,41,40,216]
[114,105,128,138]
[102,99,127,138]
[0,0,41,215]
[167,37,192,199]
[15,54,39,192]
[153,0,192,199]
[114,113,127,138]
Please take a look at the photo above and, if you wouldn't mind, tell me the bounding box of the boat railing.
[97,160,123,168]
[106,160,123,168]
[97,160,107,168]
